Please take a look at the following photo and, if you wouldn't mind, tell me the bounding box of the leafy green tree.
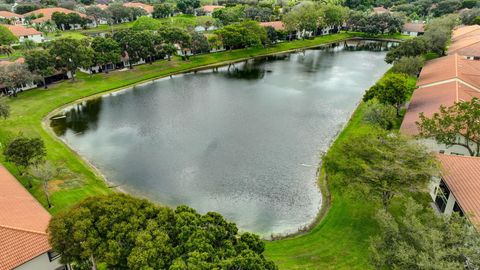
[363,99,397,130]
[391,56,425,76]
[370,198,480,269]
[0,98,9,119]
[190,32,210,54]
[363,13,404,35]
[213,5,247,25]
[177,0,200,14]
[417,98,480,157]
[86,6,110,26]
[107,4,132,23]
[322,4,348,27]
[385,38,428,63]
[24,49,56,89]
[15,4,38,14]
[49,38,93,81]
[153,3,175,18]
[0,63,37,95]
[324,131,437,210]
[244,6,273,22]
[423,15,457,56]
[3,136,46,179]
[0,25,17,46]
[91,37,121,73]
[162,43,177,61]
[48,193,277,269]
[283,2,324,38]
[132,16,162,31]
[158,26,192,52]
[215,20,267,49]
[363,73,414,116]
[432,0,462,17]
[460,8,480,25]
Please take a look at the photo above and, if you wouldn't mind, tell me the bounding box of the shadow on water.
[50,99,103,137]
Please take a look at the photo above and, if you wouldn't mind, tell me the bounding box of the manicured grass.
[45,31,89,40]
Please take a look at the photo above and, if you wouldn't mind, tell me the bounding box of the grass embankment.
[264,74,417,269]
[0,32,364,214]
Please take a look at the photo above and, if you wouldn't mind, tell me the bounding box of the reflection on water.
[51,41,392,237]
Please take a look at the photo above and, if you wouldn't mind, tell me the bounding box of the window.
[453,202,464,217]
[48,251,61,261]
[435,179,450,213]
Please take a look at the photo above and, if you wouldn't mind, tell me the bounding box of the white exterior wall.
[14,252,65,270]
[418,137,474,156]
[18,34,44,43]
[402,31,419,37]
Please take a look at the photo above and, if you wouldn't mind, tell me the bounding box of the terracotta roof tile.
[4,24,42,37]
[24,7,86,23]
[0,166,52,270]
[449,35,480,55]
[452,25,480,41]
[402,23,425,33]
[123,2,154,13]
[373,6,389,14]
[259,21,285,31]
[0,11,23,19]
[437,154,480,228]
[453,28,480,42]
[201,5,224,13]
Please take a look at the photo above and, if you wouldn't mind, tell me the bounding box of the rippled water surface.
[51,42,392,236]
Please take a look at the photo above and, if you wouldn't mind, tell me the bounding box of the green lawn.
[0,32,409,268]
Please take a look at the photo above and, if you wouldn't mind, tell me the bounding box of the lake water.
[51,41,392,237]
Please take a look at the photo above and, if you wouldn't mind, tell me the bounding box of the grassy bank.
[0,32,365,214]
[264,73,417,269]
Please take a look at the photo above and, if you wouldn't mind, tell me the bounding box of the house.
[448,34,480,60]
[123,2,154,15]
[402,22,425,37]
[430,154,480,229]
[23,7,92,29]
[452,25,480,42]
[372,6,390,14]
[201,5,224,16]
[0,165,70,270]
[0,11,24,25]
[0,58,38,94]
[259,21,285,31]
[4,24,44,43]
[400,54,480,155]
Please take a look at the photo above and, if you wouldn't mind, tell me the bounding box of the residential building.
[23,7,92,29]
[201,5,224,16]
[430,154,480,229]
[452,25,480,42]
[400,54,480,155]
[0,11,24,25]
[449,25,480,59]
[123,2,154,15]
[259,21,285,31]
[372,6,390,14]
[4,24,44,43]
[0,165,70,270]
[402,22,425,37]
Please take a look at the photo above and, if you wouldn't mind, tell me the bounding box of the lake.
[51,41,393,237]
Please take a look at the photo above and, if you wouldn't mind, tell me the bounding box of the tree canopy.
[49,38,93,80]
[3,136,46,177]
[0,25,17,46]
[48,193,277,270]
[417,98,480,157]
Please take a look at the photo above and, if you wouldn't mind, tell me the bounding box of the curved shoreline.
[40,36,397,239]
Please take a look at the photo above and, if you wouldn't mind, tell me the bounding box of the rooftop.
[438,154,480,228]
[372,6,389,14]
[24,7,86,23]
[448,35,480,55]
[402,22,425,33]
[0,166,52,270]
[0,11,23,19]
[202,5,225,13]
[123,2,154,13]
[259,21,285,31]
[4,24,42,37]
[452,25,480,41]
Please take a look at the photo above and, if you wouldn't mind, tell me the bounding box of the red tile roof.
[438,154,480,228]
[259,21,285,31]
[0,165,52,270]
[4,24,42,37]
[95,4,108,10]
[123,2,154,13]
[400,54,480,135]
[0,11,23,19]
[448,35,480,55]
[402,22,425,33]
[24,7,86,24]
[452,25,480,41]
[373,6,389,14]
[201,5,224,13]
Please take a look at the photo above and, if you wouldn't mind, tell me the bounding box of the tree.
[48,193,277,269]
[0,45,13,56]
[363,13,404,35]
[432,0,462,17]
[0,63,37,96]
[417,98,480,157]
[391,56,425,76]
[158,26,191,53]
[324,131,437,210]
[49,38,93,81]
[460,8,480,25]
[24,49,56,89]
[107,4,132,23]
[190,32,210,54]
[3,136,46,180]
[20,39,36,51]
[363,73,414,116]
[15,4,39,14]
[215,21,267,50]
[29,162,62,208]
[321,4,347,27]
[86,6,110,26]
[385,38,428,64]
[0,25,17,45]
[370,198,480,269]
[177,0,200,14]
[91,37,121,73]
[213,5,246,25]
[0,98,9,119]
[244,6,273,22]
[162,43,177,61]
[153,3,175,18]
[282,2,323,38]
[363,99,397,130]
[132,16,162,31]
